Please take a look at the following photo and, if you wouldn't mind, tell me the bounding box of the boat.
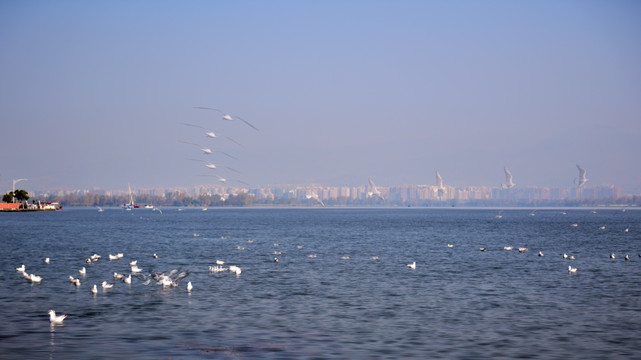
[123,184,140,210]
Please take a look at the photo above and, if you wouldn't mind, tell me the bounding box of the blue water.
[1,207,640,359]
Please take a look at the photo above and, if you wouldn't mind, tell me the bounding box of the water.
[1,207,640,359]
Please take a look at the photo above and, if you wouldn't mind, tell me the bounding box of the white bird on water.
[102,281,114,289]
[229,265,242,275]
[44,257,50,264]
[16,264,26,272]
[79,267,86,276]
[124,274,132,285]
[187,281,193,292]
[568,265,578,273]
[91,284,98,294]
[48,310,67,324]
[193,107,259,131]
[502,167,516,189]
[610,253,616,259]
[407,262,416,269]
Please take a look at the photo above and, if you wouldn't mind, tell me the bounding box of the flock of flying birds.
[365,164,590,202]
[181,107,258,187]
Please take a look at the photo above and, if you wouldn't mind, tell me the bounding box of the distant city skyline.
[1,2,640,193]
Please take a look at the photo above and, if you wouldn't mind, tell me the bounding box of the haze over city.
[1,1,640,194]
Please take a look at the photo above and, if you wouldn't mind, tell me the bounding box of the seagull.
[102,281,114,289]
[568,255,576,261]
[562,253,568,259]
[91,284,98,294]
[305,191,325,207]
[571,223,579,227]
[124,274,132,285]
[495,211,503,219]
[600,225,606,230]
[209,265,228,273]
[229,265,242,275]
[407,262,416,269]
[519,247,528,253]
[97,206,104,212]
[568,265,578,273]
[367,178,385,200]
[504,246,513,251]
[48,310,67,324]
[447,244,454,248]
[153,253,158,259]
[108,254,119,261]
[193,107,259,131]
[274,257,279,263]
[180,141,238,159]
[113,272,124,280]
[575,164,589,188]
[149,269,190,287]
[25,273,42,283]
[152,207,163,214]
[216,260,225,265]
[200,174,250,186]
[181,123,243,146]
[131,265,142,273]
[435,171,445,198]
[625,254,630,261]
[189,158,241,173]
[79,267,86,276]
[538,251,544,257]
[480,248,487,252]
[129,260,137,266]
[16,264,26,272]
[610,253,616,259]
[624,227,629,233]
[68,276,81,287]
[44,257,50,264]
[187,281,193,292]
[502,167,516,189]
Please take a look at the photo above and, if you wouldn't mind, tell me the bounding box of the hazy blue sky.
[1,1,640,193]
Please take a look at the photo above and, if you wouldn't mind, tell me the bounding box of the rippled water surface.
[1,207,640,359]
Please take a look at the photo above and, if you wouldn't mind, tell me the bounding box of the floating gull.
[79,267,86,276]
[209,265,228,273]
[610,253,616,259]
[124,274,132,285]
[568,265,578,274]
[48,310,67,324]
[502,167,516,189]
[108,254,119,261]
[68,276,81,287]
[538,251,544,257]
[16,264,25,272]
[504,246,513,251]
[113,272,124,280]
[571,223,578,227]
[153,253,159,259]
[519,247,528,253]
[216,260,225,265]
[25,273,42,283]
[447,244,454,248]
[91,284,98,294]
[575,164,589,188]
[480,248,487,252]
[102,281,114,289]
[193,107,259,131]
[187,281,193,292]
[407,262,416,269]
[131,265,142,274]
[625,254,630,261]
[229,265,242,275]
[44,257,50,264]
[129,260,137,266]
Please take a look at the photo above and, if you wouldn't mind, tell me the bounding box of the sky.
[1,1,640,194]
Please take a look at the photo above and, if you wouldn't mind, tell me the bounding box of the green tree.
[14,189,29,202]
[2,192,13,203]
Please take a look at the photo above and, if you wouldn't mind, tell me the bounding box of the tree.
[13,189,29,202]
[2,192,13,203]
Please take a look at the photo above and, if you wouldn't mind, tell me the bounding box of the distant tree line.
[33,190,641,208]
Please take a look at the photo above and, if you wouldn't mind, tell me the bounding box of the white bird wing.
[436,171,444,188]
[233,115,259,131]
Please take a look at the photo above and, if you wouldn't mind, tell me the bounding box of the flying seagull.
[435,171,445,198]
[575,164,588,188]
[194,107,259,131]
[189,159,241,173]
[367,178,385,200]
[502,167,516,189]
[181,123,242,146]
[180,141,238,159]
[200,174,250,186]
